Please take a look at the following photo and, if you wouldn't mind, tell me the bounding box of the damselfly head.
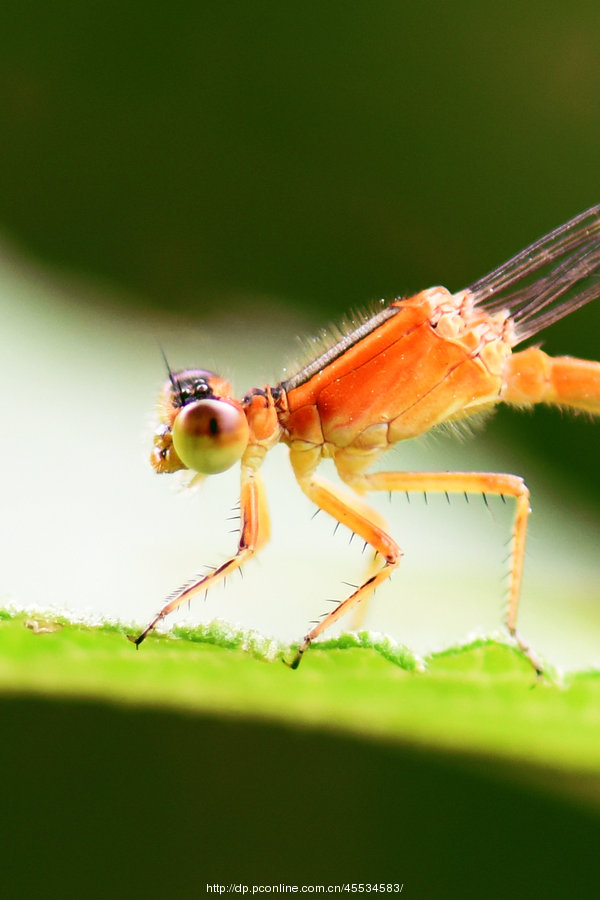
[150,368,249,476]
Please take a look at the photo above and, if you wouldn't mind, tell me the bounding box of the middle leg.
[290,466,402,668]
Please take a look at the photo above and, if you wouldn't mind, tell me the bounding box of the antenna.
[158,342,179,397]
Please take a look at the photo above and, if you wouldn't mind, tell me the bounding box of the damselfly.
[136,206,600,670]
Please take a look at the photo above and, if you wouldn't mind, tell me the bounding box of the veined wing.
[468,205,600,343]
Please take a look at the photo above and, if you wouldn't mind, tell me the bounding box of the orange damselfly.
[136,206,600,670]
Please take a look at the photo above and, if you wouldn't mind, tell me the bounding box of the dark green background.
[2,0,600,324]
[1,3,599,894]
[2,696,599,899]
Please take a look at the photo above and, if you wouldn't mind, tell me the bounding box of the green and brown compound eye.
[171,398,250,474]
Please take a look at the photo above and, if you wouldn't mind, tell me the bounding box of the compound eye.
[171,399,249,474]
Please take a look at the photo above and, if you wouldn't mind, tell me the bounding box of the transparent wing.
[468,205,600,343]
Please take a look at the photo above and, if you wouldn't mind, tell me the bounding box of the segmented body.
[273,289,511,474]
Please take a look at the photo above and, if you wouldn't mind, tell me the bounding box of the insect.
[135,206,600,670]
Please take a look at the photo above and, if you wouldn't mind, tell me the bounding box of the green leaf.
[2,610,599,798]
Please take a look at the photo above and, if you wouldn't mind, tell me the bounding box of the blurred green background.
[1,1,600,895]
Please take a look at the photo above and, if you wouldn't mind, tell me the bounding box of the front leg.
[133,465,270,645]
